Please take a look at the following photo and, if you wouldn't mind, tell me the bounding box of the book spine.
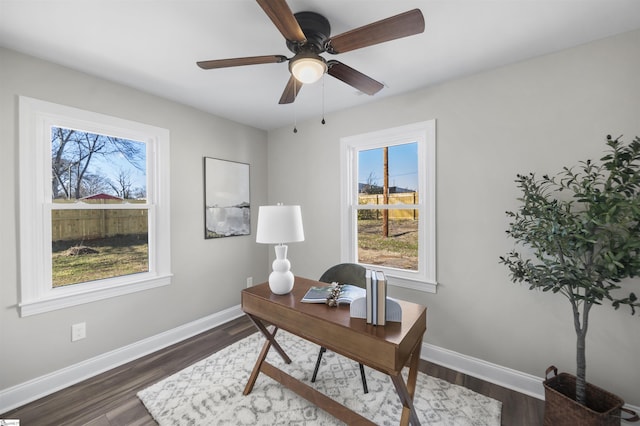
[371,271,378,325]
[365,269,372,324]
[376,271,387,326]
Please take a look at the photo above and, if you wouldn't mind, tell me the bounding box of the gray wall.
[0,47,269,389]
[266,29,640,405]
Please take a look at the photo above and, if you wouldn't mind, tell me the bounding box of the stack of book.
[366,269,387,326]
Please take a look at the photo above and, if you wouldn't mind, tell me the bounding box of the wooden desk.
[241,276,427,426]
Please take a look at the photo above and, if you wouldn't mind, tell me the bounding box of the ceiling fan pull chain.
[321,74,326,125]
[293,79,298,133]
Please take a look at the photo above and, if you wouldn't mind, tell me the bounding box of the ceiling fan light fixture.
[290,55,327,84]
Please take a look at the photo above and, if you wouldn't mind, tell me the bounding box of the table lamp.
[256,204,305,294]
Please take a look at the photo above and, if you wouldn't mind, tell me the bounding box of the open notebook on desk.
[301,284,366,304]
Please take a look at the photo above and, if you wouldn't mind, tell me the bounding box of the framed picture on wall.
[204,157,250,239]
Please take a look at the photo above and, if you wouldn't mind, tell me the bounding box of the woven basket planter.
[543,366,638,426]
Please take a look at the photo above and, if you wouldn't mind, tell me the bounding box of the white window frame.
[340,120,436,293]
[18,96,172,317]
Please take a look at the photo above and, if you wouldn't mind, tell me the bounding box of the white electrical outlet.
[71,322,86,342]
[246,277,253,287]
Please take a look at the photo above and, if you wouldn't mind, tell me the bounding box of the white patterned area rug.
[138,331,502,425]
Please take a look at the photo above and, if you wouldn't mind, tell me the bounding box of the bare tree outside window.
[51,127,146,201]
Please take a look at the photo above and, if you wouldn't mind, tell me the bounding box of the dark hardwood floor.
[2,316,544,425]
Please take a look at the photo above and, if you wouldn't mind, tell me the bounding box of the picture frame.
[203,157,250,239]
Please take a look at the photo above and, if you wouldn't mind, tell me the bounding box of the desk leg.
[243,331,273,395]
[244,316,292,396]
[246,314,291,363]
[391,339,422,426]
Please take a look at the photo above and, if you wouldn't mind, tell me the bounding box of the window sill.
[19,274,172,317]
[387,275,437,294]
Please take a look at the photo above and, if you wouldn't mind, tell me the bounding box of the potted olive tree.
[500,135,639,425]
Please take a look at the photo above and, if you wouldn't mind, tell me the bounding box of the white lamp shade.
[256,205,305,244]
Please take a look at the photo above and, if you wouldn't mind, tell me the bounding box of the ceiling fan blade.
[327,61,383,96]
[326,9,425,54]
[279,75,303,104]
[197,55,287,70]
[256,0,306,43]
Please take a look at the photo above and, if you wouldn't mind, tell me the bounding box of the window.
[19,96,171,316]
[340,120,436,292]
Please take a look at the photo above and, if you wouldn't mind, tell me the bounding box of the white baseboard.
[0,305,244,414]
[420,342,545,399]
[420,342,640,422]
[3,306,638,421]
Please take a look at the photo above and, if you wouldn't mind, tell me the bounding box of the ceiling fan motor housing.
[286,11,331,54]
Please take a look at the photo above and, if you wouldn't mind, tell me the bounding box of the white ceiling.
[1,1,640,131]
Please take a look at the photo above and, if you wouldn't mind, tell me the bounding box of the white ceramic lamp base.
[268,245,294,295]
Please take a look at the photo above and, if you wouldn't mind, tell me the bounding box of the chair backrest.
[318,263,366,288]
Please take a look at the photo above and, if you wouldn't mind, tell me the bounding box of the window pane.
[49,126,149,287]
[51,127,146,201]
[358,142,419,204]
[357,209,418,271]
[51,209,149,287]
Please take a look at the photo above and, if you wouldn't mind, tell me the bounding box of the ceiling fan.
[197,0,425,104]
